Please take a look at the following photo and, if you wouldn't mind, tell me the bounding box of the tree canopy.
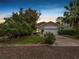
[0,8,41,38]
[63,0,79,30]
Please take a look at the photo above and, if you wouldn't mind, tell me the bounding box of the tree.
[63,0,79,30]
[2,8,41,38]
[23,8,41,30]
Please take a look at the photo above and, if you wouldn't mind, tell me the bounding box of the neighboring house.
[36,22,58,35]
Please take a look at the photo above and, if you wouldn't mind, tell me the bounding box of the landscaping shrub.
[58,29,76,36]
[44,32,56,44]
[0,29,6,36]
[74,31,79,39]
[58,29,79,39]
[74,35,79,39]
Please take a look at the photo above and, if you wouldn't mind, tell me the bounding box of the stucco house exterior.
[36,22,58,35]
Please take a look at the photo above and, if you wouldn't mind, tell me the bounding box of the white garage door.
[43,26,58,35]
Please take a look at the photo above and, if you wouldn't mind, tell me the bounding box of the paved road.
[53,35,79,46]
[0,46,79,59]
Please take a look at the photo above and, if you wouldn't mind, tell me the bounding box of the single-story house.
[36,21,58,35]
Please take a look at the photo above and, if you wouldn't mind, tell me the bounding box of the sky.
[0,0,71,23]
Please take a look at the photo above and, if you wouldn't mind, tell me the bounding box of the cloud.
[37,16,57,23]
[0,15,5,23]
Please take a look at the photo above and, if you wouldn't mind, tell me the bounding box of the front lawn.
[14,35,44,44]
[0,35,44,44]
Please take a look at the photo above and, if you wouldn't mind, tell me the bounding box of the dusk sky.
[0,0,71,22]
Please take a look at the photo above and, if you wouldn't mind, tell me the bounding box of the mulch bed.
[0,46,79,59]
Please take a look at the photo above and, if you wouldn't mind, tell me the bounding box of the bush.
[0,29,6,36]
[58,29,76,36]
[44,32,56,44]
[58,29,79,39]
[74,35,79,39]
[74,31,79,39]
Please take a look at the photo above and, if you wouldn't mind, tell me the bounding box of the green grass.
[15,35,43,44]
[9,35,44,44]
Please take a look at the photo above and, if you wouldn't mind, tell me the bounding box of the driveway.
[53,35,79,46]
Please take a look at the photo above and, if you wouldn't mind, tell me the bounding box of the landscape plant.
[44,32,56,44]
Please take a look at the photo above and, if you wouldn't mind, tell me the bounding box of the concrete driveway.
[53,35,79,46]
